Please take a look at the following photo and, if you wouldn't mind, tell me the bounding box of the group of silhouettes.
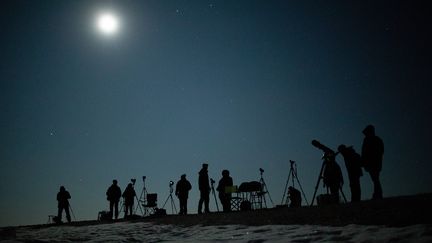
[55,163,234,222]
[55,124,384,223]
[321,124,384,203]
[105,180,136,219]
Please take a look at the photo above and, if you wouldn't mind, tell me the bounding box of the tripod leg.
[170,195,177,214]
[339,186,348,203]
[135,195,144,215]
[162,195,171,210]
[260,177,274,207]
[310,163,326,206]
[136,190,143,212]
[68,204,76,221]
[267,185,274,206]
[281,171,292,205]
[211,188,219,212]
[136,188,147,213]
[294,173,309,206]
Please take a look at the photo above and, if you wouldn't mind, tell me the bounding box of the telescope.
[311,140,339,159]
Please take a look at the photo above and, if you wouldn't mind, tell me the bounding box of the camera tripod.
[210,178,220,212]
[69,203,76,221]
[281,160,309,206]
[162,182,177,214]
[136,176,150,216]
[258,168,274,208]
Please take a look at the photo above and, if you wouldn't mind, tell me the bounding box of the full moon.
[96,13,119,35]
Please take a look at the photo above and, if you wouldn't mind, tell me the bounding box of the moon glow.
[96,13,119,35]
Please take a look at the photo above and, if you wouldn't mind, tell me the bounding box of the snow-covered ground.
[2,222,432,242]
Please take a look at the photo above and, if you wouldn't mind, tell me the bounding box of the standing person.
[57,186,71,223]
[361,125,384,199]
[338,145,363,202]
[175,174,192,215]
[122,183,136,218]
[216,170,233,212]
[106,179,122,219]
[323,155,344,203]
[198,163,211,214]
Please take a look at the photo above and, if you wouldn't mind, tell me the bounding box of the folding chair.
[143,193,158,216]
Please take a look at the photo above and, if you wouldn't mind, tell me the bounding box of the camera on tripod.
[280,159,308,207]
[259,168,264,173]
[142,176,146,181]
[162,180,177,214]
[131,178,136,185]
[210,178,215,184]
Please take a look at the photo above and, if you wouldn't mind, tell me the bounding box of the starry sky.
[1,1,431,227]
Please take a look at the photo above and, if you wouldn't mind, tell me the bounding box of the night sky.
[1,1,431,227]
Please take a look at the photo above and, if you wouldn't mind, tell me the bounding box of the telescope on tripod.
[310,140,347,206]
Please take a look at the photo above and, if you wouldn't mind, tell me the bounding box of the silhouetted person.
[323,156,344,202]
[57,186,71,223]
[288,186,301,208]
[122,183,136,218]
[216,170,233,212]
[338,145,363,202]
[106,179,122,219]
[175,174,192,215]
[361,125,384,199]
[198,163,211,214]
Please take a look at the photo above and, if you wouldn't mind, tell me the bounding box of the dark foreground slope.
[150,193,432,227]
[3,193,432,234]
